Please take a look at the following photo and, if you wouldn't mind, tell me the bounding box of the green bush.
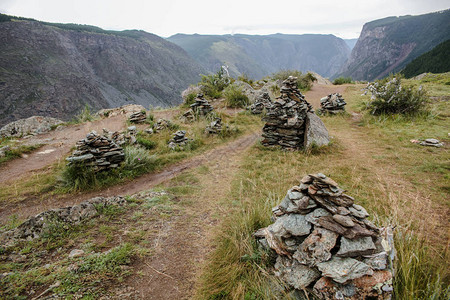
[123,145,156,172]
[271,70,316,91]
[184,92,197,106]
[237,74,254,86]
[333,76,353,85]
[364,75,428,115]
[200,67,233,99]
[136,136,157,150]
[61,163,99,191]
[223,84,249,108]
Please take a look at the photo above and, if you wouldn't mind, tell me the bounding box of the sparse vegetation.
[223,84,249,108]
[237,73,254,86]
[72,104,96,123]
[271,70,317,91]
[0,142,43,164]
[199,67,233,99]
[333,76,353,85]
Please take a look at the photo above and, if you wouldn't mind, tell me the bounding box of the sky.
[0,0,449,39]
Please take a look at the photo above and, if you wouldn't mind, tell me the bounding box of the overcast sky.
[0,0,448,39]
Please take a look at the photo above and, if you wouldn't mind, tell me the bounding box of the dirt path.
[304,83,347,109]
[127,131,252,299]
[0,132,259,222]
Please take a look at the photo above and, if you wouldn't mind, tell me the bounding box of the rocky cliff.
[0,17,204,126]
[167,34,350,79]
[338,9,450,81]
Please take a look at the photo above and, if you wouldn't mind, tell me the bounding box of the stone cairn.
[153,118,173,132]
[182,93,214,121]
[250,92,273,114]
[102,126,137,146]
[168,130,192,150]
[129,111,147,123]
[262,76,313,149]
[205,117,224,134]
[318,93,347,114]
[66,131,125,171]
[254,173,395,299]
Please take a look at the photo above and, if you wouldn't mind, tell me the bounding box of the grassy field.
[194,79,449,299]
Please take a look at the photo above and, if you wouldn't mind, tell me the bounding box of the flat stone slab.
[304,112,330,148]
[275,256,321,289]
[317,257,373,283]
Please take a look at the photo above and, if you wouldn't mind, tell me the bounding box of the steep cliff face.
[0,19,204,126]
[338,10,450,81]
[167,34,351,79]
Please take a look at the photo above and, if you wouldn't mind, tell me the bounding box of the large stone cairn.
[182,93,214,121]
[318,93,347,114]
[250,92,273,114]
[205,117,224,134]
[255,173,395,299]
[66,131,125,171]
[129,111,147,123]
[261,76,313,149]
[168,130,192,150]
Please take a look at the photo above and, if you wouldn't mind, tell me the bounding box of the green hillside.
[402,39,450,78]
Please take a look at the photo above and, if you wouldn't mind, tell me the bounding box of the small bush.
[200,66,233,99]
[184,92,197,106]
[238,74,254,86]
[333,76,353,85]
[223,84,249,108]
[61,163,98,191]
[136,136,157,150]
[74,104,95,123]
[363,75,428,115]
[123,145,156,172]
[271,70,316,91]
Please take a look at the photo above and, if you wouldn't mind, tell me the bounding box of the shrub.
[123,145,156,172]
[271,70,316,91]
[333,76,353,85]
[184,92,197,106]
[363,75,428,115]
[74,104,95,123]
[200,66,233,99]
[237,73,254,86]
[136,136,157,150]
[223,84,249,108]
[61,162,98,191]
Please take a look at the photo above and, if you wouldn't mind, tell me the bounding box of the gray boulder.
[304,112,330,149]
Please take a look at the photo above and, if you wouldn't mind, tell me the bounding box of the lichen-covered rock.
[0,116,63,137]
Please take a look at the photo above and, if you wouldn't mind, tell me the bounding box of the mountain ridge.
[167,33,351,79]
[0,15,204,126]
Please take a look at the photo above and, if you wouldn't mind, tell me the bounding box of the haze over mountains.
[0,9,449,126]
[167,34,351,79]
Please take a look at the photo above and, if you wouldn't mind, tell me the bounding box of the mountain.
[0,15,204,126]
[338,9,450,81]
[167,33,351,79]
[401,39,450,78]
[344,39,358,50]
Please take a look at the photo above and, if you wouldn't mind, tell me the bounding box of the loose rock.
[0,116,63,138]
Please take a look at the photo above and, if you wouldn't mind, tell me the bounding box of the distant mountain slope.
[0,15,204,126]
[401,39,450,78]
[344,39,358,50]
[338,9,450,81]
[167,33,350,79]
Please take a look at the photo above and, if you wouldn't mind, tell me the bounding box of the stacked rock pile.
[153,118,173,132]
[420,138,444,147]
[168,130,192,150]
[255,173,395,299]
[66,131,124,171]
[261,76,314,149]
[182,93,214,121]
[250,92,273,114]
[102,127,137,146]
[318,93,347,114]
[129,111,146,123]
[205,117,224,134]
